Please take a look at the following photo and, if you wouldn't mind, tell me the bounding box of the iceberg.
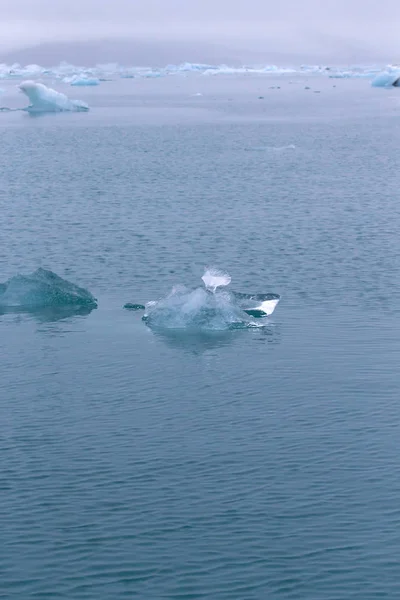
[142,285,259,331]
[371,70,400,87]
[0,268,97,311]
[202,65,295,76]
[66,75,100,86]
[176,62,216,72]
[19,80,89,112]
[125,268,280,331]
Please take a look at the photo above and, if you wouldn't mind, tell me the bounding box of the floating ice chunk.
[143,71,162,78]
[371,71,400,87]
[65,75,100,86]
[23,64,45,76]
[143,286,259,331]
[232,292,280,317]
[164,63,216,73]
[179,62,216,72]
[201,65,295,76]
[329,69,376,79]
[19,80,89,112]
[126,269,280,330]
[126,290,280,320]
[0,268,97,310]
[202,65,240,76]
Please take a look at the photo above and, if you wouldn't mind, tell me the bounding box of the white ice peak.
[201,268,232,293]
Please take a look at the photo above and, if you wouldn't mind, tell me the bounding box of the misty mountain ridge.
[1,39,269,67]
[0,38,357,68]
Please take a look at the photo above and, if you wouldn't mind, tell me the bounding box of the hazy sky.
[0,0,398,62]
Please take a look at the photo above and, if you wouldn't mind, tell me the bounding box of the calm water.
[1,76,400,599]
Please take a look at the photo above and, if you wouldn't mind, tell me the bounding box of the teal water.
[1,76,400,598]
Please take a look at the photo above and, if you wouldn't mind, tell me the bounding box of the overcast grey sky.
[0,0,398,62]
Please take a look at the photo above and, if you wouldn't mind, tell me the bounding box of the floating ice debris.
[371,70,400,87]
[66,75,100,86]
[0,61,388,82]
[0,268,97,311]
[124,303,146,311]
[177,62,216,72]
[232,292,280,318]
[19,80,89,112]
[125,268,280,331]
[328,68,377,79]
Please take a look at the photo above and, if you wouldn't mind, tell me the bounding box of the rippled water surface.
[1,76,400,599]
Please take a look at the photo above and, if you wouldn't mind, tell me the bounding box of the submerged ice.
[131,269,280,331]
[0,268,97,310]
[143,285,259,331]
[19,80,89,112]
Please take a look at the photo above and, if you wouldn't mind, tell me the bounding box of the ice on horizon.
[0,268,97,311]
[19,80,89,112]
[64,75,100,86]
[0,61,387,83]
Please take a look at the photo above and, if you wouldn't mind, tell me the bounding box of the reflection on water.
[0,305,96,323]
[149,327,243,354]
[148,323,280,354]
[24,110,68,119]
[250,322,281,345]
